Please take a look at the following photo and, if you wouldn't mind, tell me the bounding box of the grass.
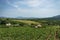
[13,20,40,24]
[0,26,60,40]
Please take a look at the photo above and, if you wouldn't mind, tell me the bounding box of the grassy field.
[13,20,40,25]
[0,26,60,40]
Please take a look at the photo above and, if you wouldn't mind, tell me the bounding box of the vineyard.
[0,26,60,40]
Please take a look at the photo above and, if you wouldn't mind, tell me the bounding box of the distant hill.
[52,15,60,18]
[49,15,60,20]
[0,15,60,20]
[16,16,37,19]
[28,15,60,20]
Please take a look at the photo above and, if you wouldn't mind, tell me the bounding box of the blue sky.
[0,0,60,18]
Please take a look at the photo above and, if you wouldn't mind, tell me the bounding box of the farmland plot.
[0,26,60,40]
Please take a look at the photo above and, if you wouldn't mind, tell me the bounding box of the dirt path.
[46,30,59,40]
[54,28,60,40]
[54,30,57,40]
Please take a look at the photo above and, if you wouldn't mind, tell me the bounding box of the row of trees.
[0,18,28,27]
[29,19,60,26]
[0,18,60,28]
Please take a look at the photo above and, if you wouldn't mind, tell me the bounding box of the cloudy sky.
[0,0,60,18]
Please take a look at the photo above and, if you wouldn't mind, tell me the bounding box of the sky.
[0,0,60,18]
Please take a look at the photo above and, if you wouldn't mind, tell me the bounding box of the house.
[6,23,11,26]
[35,24,42,28]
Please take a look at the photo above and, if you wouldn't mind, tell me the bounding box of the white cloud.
[26,0,40,7]
[15,8,60,17]
[7,0,19,8]
[6,0,60,18]
[7,0,55,8]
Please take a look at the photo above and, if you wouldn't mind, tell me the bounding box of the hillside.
[13,20,40,24]
[45,15,60,20]
[51,15,60,19]
[0,17,60,40]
